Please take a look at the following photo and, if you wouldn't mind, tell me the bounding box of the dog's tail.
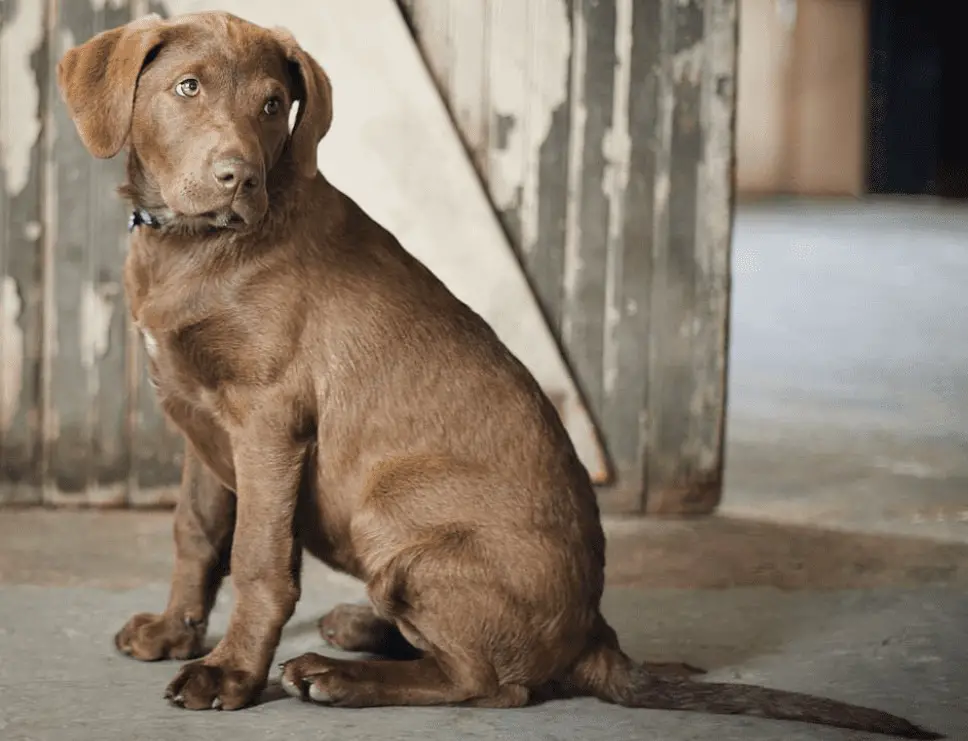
[568,644,942,739]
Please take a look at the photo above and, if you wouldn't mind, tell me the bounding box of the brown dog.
[57,11,938,739]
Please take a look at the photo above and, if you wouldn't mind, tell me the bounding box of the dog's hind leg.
[284,510,533,708]
[318,603,422,659]
[115,448,236,661]
[279,652,530,708]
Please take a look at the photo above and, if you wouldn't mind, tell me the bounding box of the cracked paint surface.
[79,279,119,372]
[487,0,571,257]
[0,276,24,432]
[0,0,44,197]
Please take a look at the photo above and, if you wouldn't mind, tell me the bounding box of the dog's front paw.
[165,659,264,711]
[115,612,205,661]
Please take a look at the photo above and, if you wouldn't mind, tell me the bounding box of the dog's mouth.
[201,208,248,230]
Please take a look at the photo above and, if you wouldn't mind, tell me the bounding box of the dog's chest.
[126,236,305,416]
[132,302,302,416]
[136,327,197,403]
[137,311,283,401]
[135,321,212,405]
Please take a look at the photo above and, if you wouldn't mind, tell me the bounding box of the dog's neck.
[118,151,188,236]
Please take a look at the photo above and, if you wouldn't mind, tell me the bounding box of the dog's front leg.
[116,447,235,661]
[165,419,304,711]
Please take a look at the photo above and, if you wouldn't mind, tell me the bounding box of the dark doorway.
[868,0,968,197]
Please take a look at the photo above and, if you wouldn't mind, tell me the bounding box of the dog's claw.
[212,697,222,710]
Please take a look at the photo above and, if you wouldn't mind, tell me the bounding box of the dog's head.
[57,11,332,232]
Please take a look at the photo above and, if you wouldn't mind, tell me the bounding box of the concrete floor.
[1,511,965,741]
[2,199,968,740]
[725,198,968,544]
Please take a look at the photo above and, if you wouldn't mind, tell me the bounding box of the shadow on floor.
[604,514,968,590]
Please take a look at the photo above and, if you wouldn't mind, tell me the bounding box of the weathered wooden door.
[0,0,735,513]
[400,0,736,512]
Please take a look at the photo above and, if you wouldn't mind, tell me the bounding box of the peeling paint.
[493,114,517,151]
[59,27,77,59]
[698,0,737,283]
[602,0,633,219]
[90,0,129,11]
[690,0,735,472]
[561,0,587,341]
[0,0,45,197]
[673,40,704,86]
[78,281,118,369]
[442,0,491,169]
[0,276,24,432]
[654,169,671,218]
[775,0,797,29]
[653,0,676,237]
[602,0,633,396]
[488,0,571,254]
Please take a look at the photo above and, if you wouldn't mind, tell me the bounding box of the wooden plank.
[599,0,662,511]
[528,0,573,332]
[441,0,490,175]
[45,0,133,505]
[483,0,528,251]
[402,0,577,349]
[688,0,734,504]
[482,0,575,331]
[561,0,615,423]
[0,0,46,503]
[407,1,491,176]
[407,0,453,100]
[643,0,734,514]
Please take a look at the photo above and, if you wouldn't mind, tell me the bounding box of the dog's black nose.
[212,158,261,193]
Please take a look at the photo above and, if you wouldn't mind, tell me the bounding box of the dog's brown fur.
[57,11,939,738]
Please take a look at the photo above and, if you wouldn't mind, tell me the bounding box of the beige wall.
[737,0,869,196]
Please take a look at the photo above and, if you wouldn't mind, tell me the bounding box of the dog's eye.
[175,78,200,97]
[264,97,281,116]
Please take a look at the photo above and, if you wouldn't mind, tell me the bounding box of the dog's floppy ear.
[273,28,333,179]
[57,14,167,159]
